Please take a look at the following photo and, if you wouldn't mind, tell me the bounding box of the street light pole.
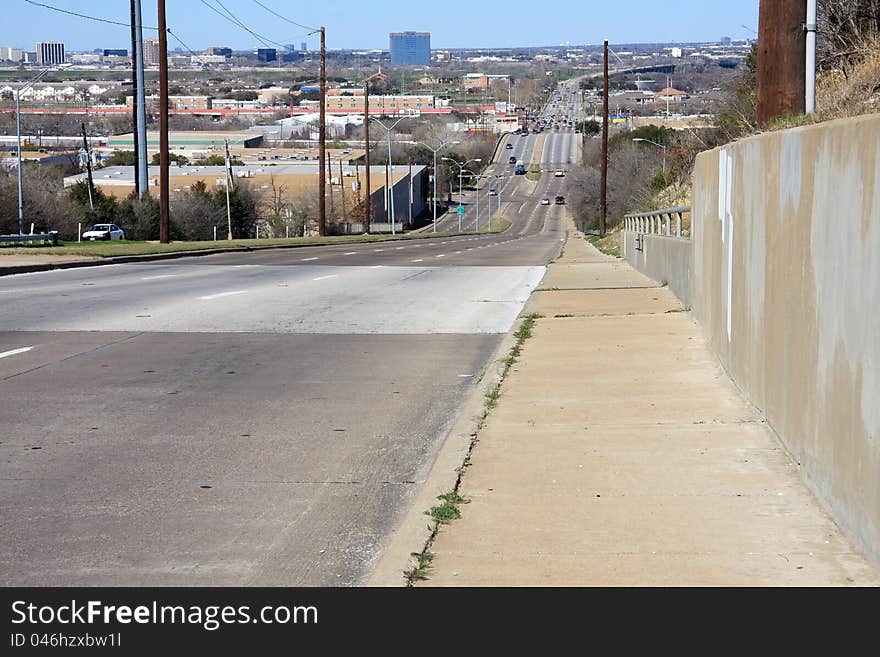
[16,67,55,236]
[417,138,458,232]
[632,138,667,175]
[442,156,482,233]
[370,115,409,235]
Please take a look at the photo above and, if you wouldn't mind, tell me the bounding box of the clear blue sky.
[9,0,759,51]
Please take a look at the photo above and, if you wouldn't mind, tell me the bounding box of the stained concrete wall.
[621,114,880,565]
[691,114,880,565]
[622,232,693,306]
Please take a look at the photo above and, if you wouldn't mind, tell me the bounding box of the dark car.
[555,195,565,205]
[509,156,517,164]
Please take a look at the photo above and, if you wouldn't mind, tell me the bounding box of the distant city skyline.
[4,0,758,52]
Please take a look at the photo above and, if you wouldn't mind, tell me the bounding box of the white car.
[554,170,565,177]
[540,198,550,205]
[82,223,124,241]
[488,189,498,196]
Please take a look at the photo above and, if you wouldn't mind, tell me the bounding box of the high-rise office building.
[301,42,307,52]
[257,48,277,63]
[389,32,430,66]
[103,49,128,57]
[206,46,232,57]
[143,39,160,66]
[36,42,65,66]
[0,47,23,62]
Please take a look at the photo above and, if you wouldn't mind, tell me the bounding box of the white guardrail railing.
[624,205,691,239]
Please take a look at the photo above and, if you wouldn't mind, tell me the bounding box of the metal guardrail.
[0,232,59,246]
[624,205,691,239]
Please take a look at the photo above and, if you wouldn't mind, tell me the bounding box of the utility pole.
[318,26,327,236]
[327,153,334,219]
[600,39,609,237]
[224,139,234,240]
[129,0,139,197]
[157,0,170,243]
[806,0,817,114]
[131,0,148,198]
[81,123,95,212]
[756,0,806,124]
[339,158,346,223]
[363,78,372,233]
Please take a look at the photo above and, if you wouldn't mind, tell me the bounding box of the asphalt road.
[0,87,576,586]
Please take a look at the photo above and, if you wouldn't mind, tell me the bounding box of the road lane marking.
[343,251,357,255]
[435,254,446,258]
[301,257,319,261]
[312,275,338,281]
[374,249,385,252]
[411,258,424,262]
[199,291,247,300]
[0,346,33,359]
[141,274,178,280]
[395,247,405,250]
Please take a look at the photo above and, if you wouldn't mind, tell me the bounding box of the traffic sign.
[457,206,465,216]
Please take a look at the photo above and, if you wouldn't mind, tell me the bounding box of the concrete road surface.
[0,143,566,585]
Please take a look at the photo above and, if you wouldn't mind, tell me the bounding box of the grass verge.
[525,163,542,182]
[586,233,621,258]
[0,229,498,260]
[479,218,512,234]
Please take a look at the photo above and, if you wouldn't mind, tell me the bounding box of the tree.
[151,152,190,166]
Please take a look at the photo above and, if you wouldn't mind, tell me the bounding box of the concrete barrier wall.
[622,232,693,306]
[691,114,880,564]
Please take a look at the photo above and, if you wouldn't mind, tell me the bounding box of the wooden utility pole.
[756,0,806,124]
[363,78,371,233]
[600,39,609,237]
[339,158,346,223]
[129,0,139,197]
[81,123,95,212]
[327,153,334,218]
[157,0,170,243]
[318,26,327,236]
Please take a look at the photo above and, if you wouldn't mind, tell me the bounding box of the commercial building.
[325,94,435,114]
[103,49,127,57]
[205,46,232,57]
[36,42,65,66]
[125,95,213,111]
[0,47,23,62]
[257,48,277,63]
[143,39,160,66]
[389,32,430,66]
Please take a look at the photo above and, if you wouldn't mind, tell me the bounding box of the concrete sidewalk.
[420,228,880,586]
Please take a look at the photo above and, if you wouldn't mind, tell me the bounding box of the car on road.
[540,198,550,205]
[505,143,514,149]
[488,188,498,196]
[555,196,565,205]
[515,164,527,175]
[554,170,565,177]
[82,223,124,240]
[509,156,517,164]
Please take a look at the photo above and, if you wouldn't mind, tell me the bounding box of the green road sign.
[457,206,465,216]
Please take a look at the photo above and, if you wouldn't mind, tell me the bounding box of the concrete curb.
[364,315,525,587]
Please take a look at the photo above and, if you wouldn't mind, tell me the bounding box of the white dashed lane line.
[301,257,319,262]
[312,275,338,281]
[199,291,248,301]
[0,346,33,359]
[411,259,424,263]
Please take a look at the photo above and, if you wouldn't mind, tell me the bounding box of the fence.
[624,205,691,238]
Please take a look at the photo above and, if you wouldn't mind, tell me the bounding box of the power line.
[251,0,318,34]
[197,0,283,51]
[23,0,157,30]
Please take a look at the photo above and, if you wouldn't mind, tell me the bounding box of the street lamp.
[417,138,459,232]
[442,156,482,232]
[632,138,667,175]
[15,66,64,235]
[370,115,410,236]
